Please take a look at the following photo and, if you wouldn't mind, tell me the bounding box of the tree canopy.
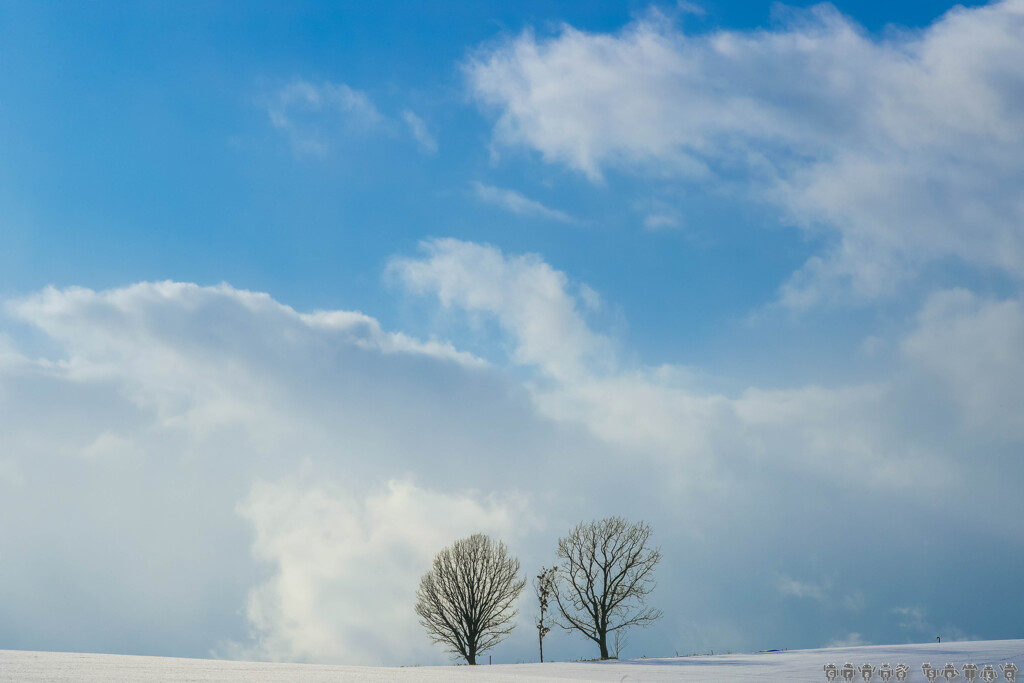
[553,517,662,659]
[415,533,525,665]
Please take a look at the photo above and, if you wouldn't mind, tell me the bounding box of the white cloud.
[0,280,573,663]
[268,80,383,156]
[389,238,610,382]
[228,475,529,664]
[401,110,438,154]
[827,633,870,648]
[776,576,826,602]
[299,307,484,368]
[5,282,483,441]
[472,182,576,223]
[466,2,1024,304]
[902,288,1024,438]
[577,283,602,312]
[390,238,958,492]
[80,430,138,462]
[643,213,680,231]
[676,1,706,16]
[893,606,928,632]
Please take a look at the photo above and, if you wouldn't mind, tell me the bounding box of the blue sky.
[1,0,1022,667]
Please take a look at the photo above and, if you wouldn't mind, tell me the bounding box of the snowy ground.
[2,640,1022,682]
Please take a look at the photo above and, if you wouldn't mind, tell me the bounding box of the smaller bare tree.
[613,629,629,659]
[553,517,662,659]
[415,533,525,665]
[534,566,557,662]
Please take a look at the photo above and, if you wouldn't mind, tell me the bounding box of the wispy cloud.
[776,576,827,602]
[893,606,928,632]
[827,633,870,648]
[676,1,706,15]
[267,80,383,156]
[401,110,438,154]
[643,213,680,231]
[472,182,576,223]
[467,2,1024,306]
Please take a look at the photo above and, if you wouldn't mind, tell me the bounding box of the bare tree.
[415,533,526,665]
[534,565,557,662]
[612,628,629,659]
[553,517,662,659]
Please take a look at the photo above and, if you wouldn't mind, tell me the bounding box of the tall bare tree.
[534,565,557,663]
[553,517,662,659]
[415,533,525,665]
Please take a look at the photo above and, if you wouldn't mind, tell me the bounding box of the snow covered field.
[2,640,1022,682]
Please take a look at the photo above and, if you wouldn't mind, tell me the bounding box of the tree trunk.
[598,632,610,659]
[467,652,477,665]
[539,631,544,663]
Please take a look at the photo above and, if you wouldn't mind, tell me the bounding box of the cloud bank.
[2,240,1023,663]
